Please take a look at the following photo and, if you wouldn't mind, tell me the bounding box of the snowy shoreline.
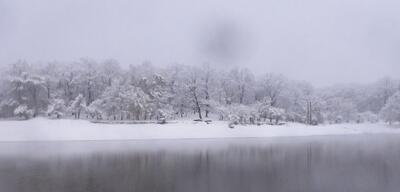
[0,118,399,142]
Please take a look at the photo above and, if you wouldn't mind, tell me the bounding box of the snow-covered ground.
[0,118,399,141]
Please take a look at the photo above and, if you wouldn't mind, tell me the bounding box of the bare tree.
[201,63,214,118]
[187,68,203,119]
[259,73,286,107]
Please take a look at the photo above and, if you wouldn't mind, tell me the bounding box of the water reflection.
[1,135,400,192]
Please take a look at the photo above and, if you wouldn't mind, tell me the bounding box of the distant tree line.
[0,59,399,125]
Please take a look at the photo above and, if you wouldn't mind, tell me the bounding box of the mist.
[0,0,399,86]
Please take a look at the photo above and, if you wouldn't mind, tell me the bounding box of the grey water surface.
[1,135,400,192]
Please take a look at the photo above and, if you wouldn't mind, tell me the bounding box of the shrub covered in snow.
[257,99,286,125]
[47,99,66,119]
[14,105,34,119]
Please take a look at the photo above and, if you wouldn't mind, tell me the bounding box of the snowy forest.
[0,59,399,125]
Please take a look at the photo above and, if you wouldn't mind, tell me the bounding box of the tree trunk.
[32,87,38,117]
[194,94,202,119]
[239,85,245,104]
[47,86,51,99]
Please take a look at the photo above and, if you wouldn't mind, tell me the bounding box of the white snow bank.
[0,118,399,141]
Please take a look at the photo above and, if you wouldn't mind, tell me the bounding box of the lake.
[1,135,400,192]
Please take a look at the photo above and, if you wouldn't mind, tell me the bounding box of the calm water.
[1,135,400,192]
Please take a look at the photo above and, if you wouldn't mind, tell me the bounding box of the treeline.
[0,59,399,125]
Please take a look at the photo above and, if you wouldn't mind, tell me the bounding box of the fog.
[0,0,399,86]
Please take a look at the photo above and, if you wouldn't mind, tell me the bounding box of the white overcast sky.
[0,0,399,86]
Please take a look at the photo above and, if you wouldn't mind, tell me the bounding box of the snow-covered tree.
[58,66,79,103]
[14,105,33,119]
[40,62,60,100]
[123,85,151,120]
[201,63,213,118]
[100,59,122,87]
[229,68,255,104]
[281,81,318,123]
[219,76,235,105]
[47,99,66,118]
[0,58,398,125]
[257,98,286,124]
[138,74,173,120]
[89,83,150,120]
[68,94,86,119]
[186,67,204,119]
[164,64,191,118]
[322,98,358,123]
[5,63,48,117]
[376,77,398,106]
[380,91,400,124]
[89,85,122,120]
[357,111,378,123]
[256,73,286,107]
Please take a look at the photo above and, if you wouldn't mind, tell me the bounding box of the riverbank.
[0,118,398,141]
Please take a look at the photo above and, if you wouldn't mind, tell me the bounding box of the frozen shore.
[0,118,399,141]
